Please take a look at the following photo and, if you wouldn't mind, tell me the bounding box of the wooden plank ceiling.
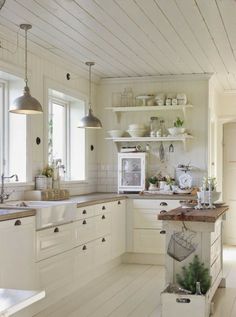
[0,0,236,90]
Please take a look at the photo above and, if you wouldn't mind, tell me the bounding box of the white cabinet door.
[36,223,74,261]
[111,199,126,258]
[74,241,94,278]
[95,212,111,238]
[36,249,74,293]
[94,235,112,265]
[74,217,96,246]
[0,216,36,289]
[133,229,165,254]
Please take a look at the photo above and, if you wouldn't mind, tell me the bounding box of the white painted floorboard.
[35,246,236,317]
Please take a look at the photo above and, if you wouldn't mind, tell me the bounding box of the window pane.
[70,101,85,180]
[48,102,65,165]
[9,112,26,181]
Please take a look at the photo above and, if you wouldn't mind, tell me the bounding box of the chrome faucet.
[0,173,19,204]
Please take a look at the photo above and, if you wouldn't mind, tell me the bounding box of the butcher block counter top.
[158,205,228,222]
[0,207,36,222]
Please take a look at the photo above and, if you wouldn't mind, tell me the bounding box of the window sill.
[60,180,89,185]
[3,181,34,188]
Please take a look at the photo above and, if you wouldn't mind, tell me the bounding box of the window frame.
[45,83,88,184]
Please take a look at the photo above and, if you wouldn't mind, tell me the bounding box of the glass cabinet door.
[120,158,141,187]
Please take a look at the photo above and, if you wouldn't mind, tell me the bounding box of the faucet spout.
[0,173,19,204]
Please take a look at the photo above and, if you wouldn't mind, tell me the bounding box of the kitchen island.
[158,205,228,317]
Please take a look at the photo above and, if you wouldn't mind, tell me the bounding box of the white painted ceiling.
[1,0,236,90]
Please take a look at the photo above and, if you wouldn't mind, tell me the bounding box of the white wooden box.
[161,287,210,317]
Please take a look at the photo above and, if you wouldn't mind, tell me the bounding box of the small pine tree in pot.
[176,255,211,294]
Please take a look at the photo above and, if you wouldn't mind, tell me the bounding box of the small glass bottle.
[195,281,202,295]
[150,117,159,137]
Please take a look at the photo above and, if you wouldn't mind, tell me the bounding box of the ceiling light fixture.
[9,24,43,114]
[78,62,102,129]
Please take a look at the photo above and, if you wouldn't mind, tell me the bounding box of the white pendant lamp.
[9,24,43,114]
[78,62,102,129]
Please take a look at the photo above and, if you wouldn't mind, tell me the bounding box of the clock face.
[178,173,192,189]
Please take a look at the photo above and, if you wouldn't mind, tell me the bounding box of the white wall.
[97,75,210,192]
[0,38,99,198]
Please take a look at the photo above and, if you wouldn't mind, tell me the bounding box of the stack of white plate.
[127,124,146,137]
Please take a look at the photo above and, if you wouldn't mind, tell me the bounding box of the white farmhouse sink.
[6,200,77,229]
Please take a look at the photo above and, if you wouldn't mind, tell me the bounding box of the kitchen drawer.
[210,254,222,284]
[76,205,95,220]
[132,199,179,211]
[133,229,165,254]
[36,249,74,293]
[94,235,112,265]
[95,212,111,238]
[211,236,221,265]
[36,223,74,261]
[74,217,96,246]
[74,241,94,277]
[0,216,34,229]
[133,209,162,229]
[93,201,115,215]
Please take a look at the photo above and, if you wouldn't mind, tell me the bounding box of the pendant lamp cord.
[24,27,28,87]
[88,63,91,110]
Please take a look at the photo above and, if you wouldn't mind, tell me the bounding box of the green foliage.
[174,117,184,127]
[176,255,211,294]
[42,165,54,178]
[148,176,158,184]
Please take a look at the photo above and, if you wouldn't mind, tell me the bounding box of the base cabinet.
[0,216,35,289]
[111,199,126,258]
[36,249,74,294]
[131,199,179,255]
[133,229,165,254]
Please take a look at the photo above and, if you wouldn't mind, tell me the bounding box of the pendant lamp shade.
[78,62,102,129]
[9,24,43,114]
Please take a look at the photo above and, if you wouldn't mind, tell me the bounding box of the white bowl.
[127,129,146,137]
[107,130,124,138]
[128,123,145,130]
[168,127,186,135]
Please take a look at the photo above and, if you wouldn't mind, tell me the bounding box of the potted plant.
[148,175,158,191]
[168,117,185,135]
[42,165,54,189]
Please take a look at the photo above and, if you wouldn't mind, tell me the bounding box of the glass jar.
[160,119,168,137]
[150,117,159,137]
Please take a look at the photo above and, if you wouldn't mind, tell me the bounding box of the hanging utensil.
[169,144,174,153]
[159,142,165,162]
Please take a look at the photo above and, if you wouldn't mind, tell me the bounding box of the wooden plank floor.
[35,246,236,317]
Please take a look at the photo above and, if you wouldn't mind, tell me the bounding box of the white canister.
[35,175,47,190]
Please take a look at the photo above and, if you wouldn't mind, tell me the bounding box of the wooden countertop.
[158,205,228,222]
[0,207,36,222]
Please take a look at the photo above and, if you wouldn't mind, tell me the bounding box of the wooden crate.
[161,287,210,317]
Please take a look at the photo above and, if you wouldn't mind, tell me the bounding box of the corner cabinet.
[105,105,193,151]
